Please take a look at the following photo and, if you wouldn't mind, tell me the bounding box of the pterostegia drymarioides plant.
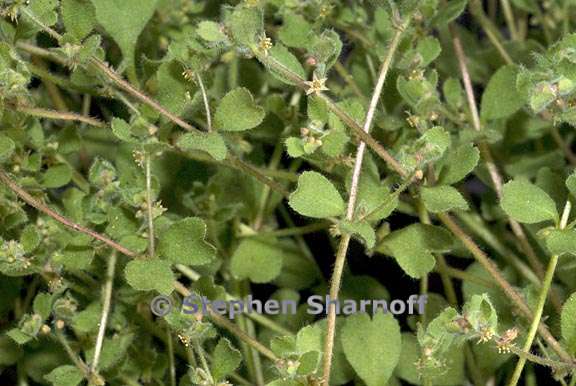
[1,0,576,385]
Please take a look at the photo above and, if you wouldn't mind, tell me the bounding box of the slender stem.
[321,22,407,385]
[441,266,496,289]
[551,126,576,165]
[226,153,289,197]
[507,202,572,386]
[333,61,366,99]
[321,234,351,385]
[15,106,105,127]
[468,0,514,64]
[145,154,156,258]
[254,142,283,230]
[193,340,214,384]
[196,73,212,132]
[90,252,117,374]
[500,0,519,40]
[0,168,137,257]
[166,329,176,386]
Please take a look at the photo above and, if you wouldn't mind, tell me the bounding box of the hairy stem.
[321,22,407,385]
[196,73,212,132]
[90,251,117,375]
[15,106,105,127]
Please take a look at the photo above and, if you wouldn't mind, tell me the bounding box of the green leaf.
[111,118,138,143]
[416,36,441,67]
[340,220,376,249]
[32,292,52,320]
[44,365,83,386]
[377,224,453,278]
[0,135,15,162]
[124,259,174,295]
[481,65,524,120]
[90,0,159,68]
[197,21,226,42]
[439,144,480,184]
[566,172,576,197]
[177,132,227,161]
[42,164,73,188]
[341,312,401,386]
[61,0,96,40]
[545,229,576,257]
[274,241,319,290]
[278,12,312,48]
[26,0,58,28]
[211,338,242,382]
[156,60,189,116]
[289,171,345,219]
[443,77,464,109]
[431,0,468,26]
[55,247,95,270]
[421,185,469,213]
[421,126,451,159]
[562,293,576,355]
[158,217,216,266]
[501,179,558,224]
[228,6,263,46]
[214,88,265,131]
[230,238,283,283]
[0,336,22,365]
[267,45,306,86]
[72,302,101,333]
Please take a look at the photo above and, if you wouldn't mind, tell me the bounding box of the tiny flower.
[177,333,190,347]
[477,326,494,343]
[257,35,273,56]
[496,327,519,353]
[182,68,196,82]
[304,74,329,96]
[329,224,341,237]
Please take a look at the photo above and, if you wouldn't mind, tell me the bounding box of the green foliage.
[124,259,174,295]
[158,217,216,265]
[562,293,576,355]
[421,185,469,213]
[377,224,453,278]
[341,312,401,386]
[501,179,559,224]
[214,87,265,131]
[1,0,576,385]
[211,338,242,382]
[90,0,159,68]
[481,65,524,120]
[230,238,283,283]
[44,365,84,386]
[288,171,345,219]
